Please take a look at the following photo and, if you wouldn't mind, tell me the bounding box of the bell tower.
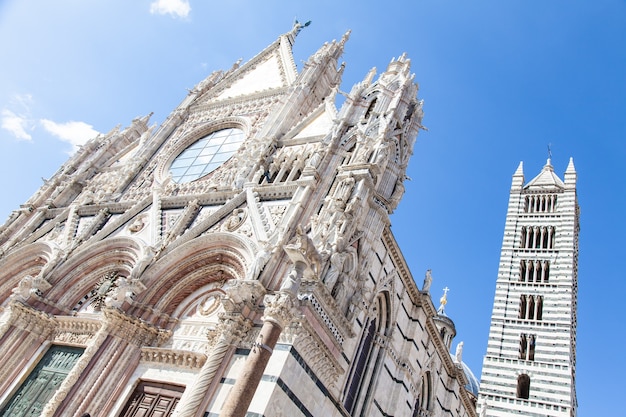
[478,158,579,417]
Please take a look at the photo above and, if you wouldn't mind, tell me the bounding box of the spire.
[511,161,525,191]
[564,157,577,188]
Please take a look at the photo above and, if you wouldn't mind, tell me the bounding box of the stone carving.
[324,250,346,291]
[127,214,147,233]
[222,208,246,232]
[11,274,52,302]
[423,269,432,292]
[283,225,321,278]
[129,246,156,281]
[263,291,300,330]
[246,246,272,280]
[104,276,146,309]
[140,347,207,369]
[455,341,464,364]
[221,279,265,312]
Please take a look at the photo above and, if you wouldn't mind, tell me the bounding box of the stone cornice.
[3,300,56,339]
[140,347,207,369]
[382,228,420,303]
[54,315,102,346]
[103,307,170,347]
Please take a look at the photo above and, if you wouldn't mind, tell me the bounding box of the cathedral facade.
[0,27,477,417]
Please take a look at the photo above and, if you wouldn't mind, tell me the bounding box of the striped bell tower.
[478,158,579,417]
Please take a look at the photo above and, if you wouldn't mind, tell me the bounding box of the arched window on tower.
[520,227,527,249]
[517,374,531,399]
[519,334,528,359]
[519,333,537,361]
[519,260,527,282]
[527,295,536,320]
[519,295,527,319]
[535,261,543,283]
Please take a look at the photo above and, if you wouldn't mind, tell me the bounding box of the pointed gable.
[287,105,335,141]
[524,159,565,190]
[213,34,298,101]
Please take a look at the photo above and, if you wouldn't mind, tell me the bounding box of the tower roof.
[524,158,565,190]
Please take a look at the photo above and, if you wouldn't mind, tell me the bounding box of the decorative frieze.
[140,347,206,369]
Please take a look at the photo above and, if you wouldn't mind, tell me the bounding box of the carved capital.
[207,312,252,348]
[263,292,300,329]
[103,307,169,347]
[221,279,266,313]
[3,300,56,340]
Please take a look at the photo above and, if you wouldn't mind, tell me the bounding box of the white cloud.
[149,0,191,18]
[1,109,32,141]
[40,119,100,153]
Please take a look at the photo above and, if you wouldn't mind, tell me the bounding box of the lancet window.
[519,260,550,283]
[343,293,389,416]
[413,371,433,416]
[519,226,556,249]
[516,374,531,399]
[519,334,536,361]
[519,295,543,320]
[524,194,557,213]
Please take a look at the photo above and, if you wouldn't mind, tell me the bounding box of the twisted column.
[174,313,250,417]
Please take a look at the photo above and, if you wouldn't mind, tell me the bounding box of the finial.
[547,143,552,160]
[437,286,449,314]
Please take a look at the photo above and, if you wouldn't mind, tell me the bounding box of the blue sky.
[1,1,624,414]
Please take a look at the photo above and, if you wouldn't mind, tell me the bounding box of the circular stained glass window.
[169,128,245,183]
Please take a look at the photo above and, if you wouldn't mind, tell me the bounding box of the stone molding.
[54,316,101,345]
[103,307,170,347]
[140,347,207,369]
[1,300,56,340]
[293,315,344,391]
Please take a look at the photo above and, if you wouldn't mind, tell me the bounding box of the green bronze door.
[0,344,84,416]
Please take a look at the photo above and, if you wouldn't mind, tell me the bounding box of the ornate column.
[219,287,299,417]
[174,280,264,417]
[220,240,312,417]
